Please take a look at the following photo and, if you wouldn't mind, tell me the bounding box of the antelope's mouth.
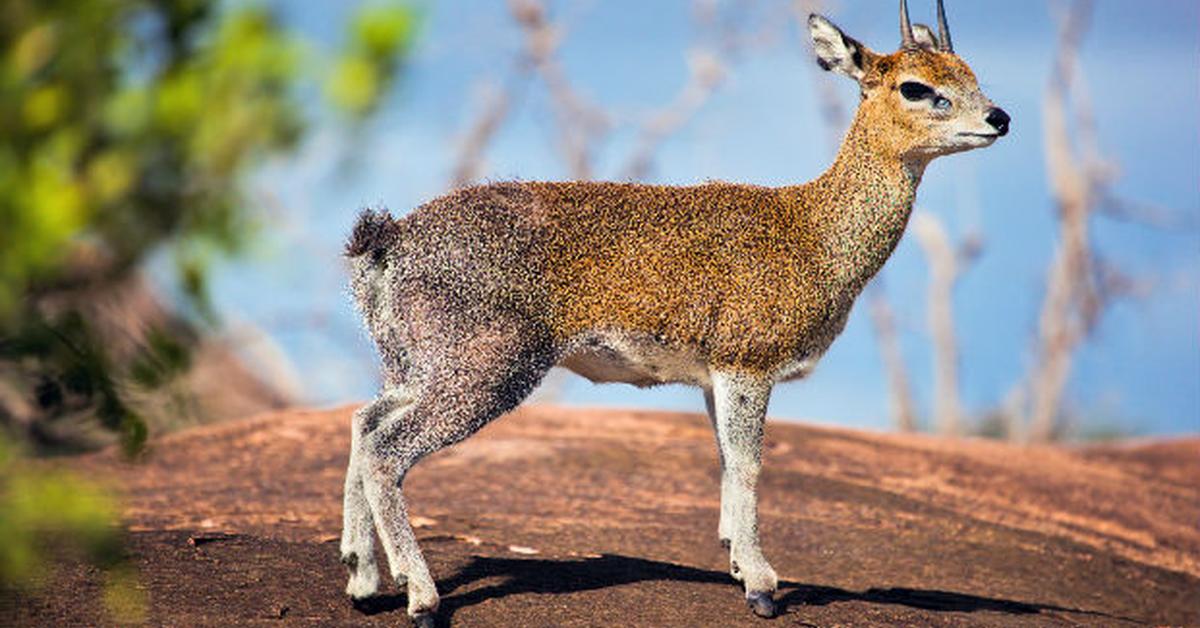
[957,132,1000,138]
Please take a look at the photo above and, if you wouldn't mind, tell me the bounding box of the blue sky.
[199,1,1198,436]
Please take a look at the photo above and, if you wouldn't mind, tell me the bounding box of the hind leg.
[341,390,412,600]
[356,318,555,622]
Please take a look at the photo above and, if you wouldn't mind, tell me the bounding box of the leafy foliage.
[0,0,417,454]
[0,433,145,622]
[327,4,418,117]
[0,0,418,613]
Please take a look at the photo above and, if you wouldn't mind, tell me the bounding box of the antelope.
[340,1,1009,624]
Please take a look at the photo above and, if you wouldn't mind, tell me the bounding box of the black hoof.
[747,591,776,618]
[720,538,731,549]
[411,612,437,628]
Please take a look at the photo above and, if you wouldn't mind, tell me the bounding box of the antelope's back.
[529,181,827,369]
[380,180,826,370]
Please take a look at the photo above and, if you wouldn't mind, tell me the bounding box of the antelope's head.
[808,0,1009,162]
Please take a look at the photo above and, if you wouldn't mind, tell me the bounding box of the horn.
[936,0,954,52]
[899,0,917,49]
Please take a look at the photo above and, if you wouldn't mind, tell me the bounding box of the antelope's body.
[340,2,1009,625]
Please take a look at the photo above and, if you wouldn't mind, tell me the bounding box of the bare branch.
[510,0,610,179]
[620,0,784,181]
[868,289,919,432]
[911,212,965,436]
[620,49,726,181]
[1025,0,1102,442]
[449,81,518,189]
[1096,193,1198,230]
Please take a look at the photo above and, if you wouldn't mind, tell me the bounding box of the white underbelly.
[558,332,710,388]
[774,355,821,382]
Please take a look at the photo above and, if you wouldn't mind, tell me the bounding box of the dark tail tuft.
[345,208,399,259]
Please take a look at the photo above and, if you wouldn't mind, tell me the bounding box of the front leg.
[703,388,733,548]
[710,369,778,618]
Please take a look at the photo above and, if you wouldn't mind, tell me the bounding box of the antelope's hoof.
[346,583,376,603]
[720,538,731,549]
[411,612,437,628]
[747,591,777,618]
[343,559,380,600]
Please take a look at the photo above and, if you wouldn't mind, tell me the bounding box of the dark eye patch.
[900,81,935,102]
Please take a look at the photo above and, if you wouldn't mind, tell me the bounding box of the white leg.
[341,441,381,599]
[709,369,778,617]
[355,395,440,620]
[361,459,439,620]
[704,388,733,547]
[341,394,409,600]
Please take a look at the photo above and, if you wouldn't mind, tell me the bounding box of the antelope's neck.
[787,110,926,290]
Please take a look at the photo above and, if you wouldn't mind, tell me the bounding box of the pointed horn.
[899,0,917,49]
[936,0,954,52]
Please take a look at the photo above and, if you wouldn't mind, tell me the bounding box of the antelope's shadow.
[351,553,1117,625]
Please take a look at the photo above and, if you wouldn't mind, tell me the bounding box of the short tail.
[345,208,399,259]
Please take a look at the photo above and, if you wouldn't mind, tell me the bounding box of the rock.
[8,404,1197,627]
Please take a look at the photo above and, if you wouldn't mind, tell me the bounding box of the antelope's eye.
[933,96,952,110]
[900,81,935,101]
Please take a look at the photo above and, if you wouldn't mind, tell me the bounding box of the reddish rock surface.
[6,405,1199,626]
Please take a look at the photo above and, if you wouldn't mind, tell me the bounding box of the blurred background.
[217,0,1199,442]
[2,0,1197,458]
[0,0,1195,615]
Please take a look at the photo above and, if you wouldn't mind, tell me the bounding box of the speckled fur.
[340,5,1006,622]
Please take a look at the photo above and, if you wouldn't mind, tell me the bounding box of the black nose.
[986,107,1010,136]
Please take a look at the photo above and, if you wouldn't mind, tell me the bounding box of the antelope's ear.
[912,24,939,51]
[808,14,879,84]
